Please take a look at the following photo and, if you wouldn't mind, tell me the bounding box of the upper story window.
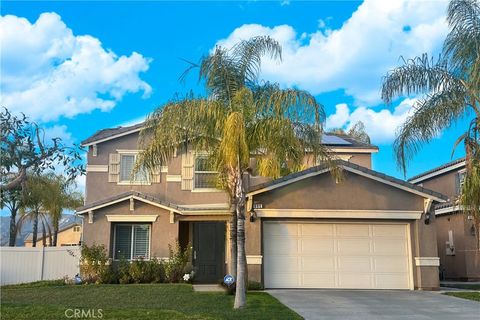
[120,154,149,183]
[73,226,81,232]
[456,170,466,195]
[194,156,217,189]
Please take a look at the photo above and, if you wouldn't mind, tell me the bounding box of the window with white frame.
[194,155,217,189]
[120,154,149,183]
[113,224,150,260]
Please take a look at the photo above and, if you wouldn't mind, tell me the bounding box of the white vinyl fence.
[0,246,81,285]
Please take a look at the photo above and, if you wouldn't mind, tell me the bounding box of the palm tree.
[329,121,371,144]
[136,36,336,308]
[42,174,83,246]
[382,0,480,239]
[17,174,52,247]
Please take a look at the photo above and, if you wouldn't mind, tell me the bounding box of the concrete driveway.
[268,290,479,320]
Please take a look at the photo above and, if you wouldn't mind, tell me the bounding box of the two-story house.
[409,158,480,281]
[76,122,447,290]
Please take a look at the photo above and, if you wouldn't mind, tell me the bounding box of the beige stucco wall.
[420,171,457,201]
[85,134,229,205]
[436,212,480,280]
[25,226,82,247]
[245,171,440,290]
[413,167,479,281]
[253,172,424,211]
[82,200,179,258]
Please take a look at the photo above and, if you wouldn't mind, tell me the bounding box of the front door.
[193,222,225,283]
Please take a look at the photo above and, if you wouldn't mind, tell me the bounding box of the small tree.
[42,174,84,246]
[0,107,84,192]
[1,187,23,246]
[329,121,371,144]
[17,174,52,247]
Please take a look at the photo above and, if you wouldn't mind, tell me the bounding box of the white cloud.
[0,12,152,122]
[215,0,449,105]
[326,98,416,144]
[43,125,74,145]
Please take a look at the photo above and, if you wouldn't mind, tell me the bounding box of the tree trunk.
[32,209,39,247]
[229,209,237,279]
[8,206,17,247]
[234,171,247,309]
[42,223,47,247]
[52,224,58,247]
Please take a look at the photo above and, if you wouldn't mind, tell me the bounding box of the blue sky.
[1,0,469,190]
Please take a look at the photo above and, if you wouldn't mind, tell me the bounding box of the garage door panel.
[266,273,299,288]
[336,224,370,236]
[374,257,408,272]
[301,273,336,287]
[264,222,411,290]
[264,238,299,254]
[373,224,406,237]
[374,240,407,255]
[265,256,299,272]
[301,239,334,253]
[265,223,298,236]
[337,239,371,254]
[338,274,373,289]
[375,274,409,289]
[301,224,334,236]
[302,256,335,272]
[338,256,372,272]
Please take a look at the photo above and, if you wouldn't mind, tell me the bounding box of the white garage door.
[263,222,412,289]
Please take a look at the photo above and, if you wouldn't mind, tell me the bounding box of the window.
[194,156,217,189]
[73,226,81,232]
[456,170,466,195]
[113,224,150,260]
[120,154,149,183]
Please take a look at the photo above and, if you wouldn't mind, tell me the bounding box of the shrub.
[164,241,191,283]
[80,244,111,284]
[128,259,164,283]
[99,265,118,284]
[247,280,263,291]
[117,260,132,284]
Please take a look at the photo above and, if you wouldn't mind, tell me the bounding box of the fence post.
[40,247,45,281]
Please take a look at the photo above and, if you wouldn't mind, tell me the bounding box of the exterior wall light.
[249,210,257,223]
[424,212,431,225]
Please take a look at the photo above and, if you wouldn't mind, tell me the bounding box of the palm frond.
[231,36,282,85]
[394,86,469,173]
[381,54,461,105]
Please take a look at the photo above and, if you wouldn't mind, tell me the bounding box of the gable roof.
[76,191,231,215]
[76,191,182,214]
[408,158,466,184]
[81,122,144,146]
[81,122,378,153]
[247,160,448,202]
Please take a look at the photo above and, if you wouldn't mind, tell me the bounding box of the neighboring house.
[24,222,82,247]
[76,123,447,290]
[409,158,480,281]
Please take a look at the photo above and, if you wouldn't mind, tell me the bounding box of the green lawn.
[1,283,302,320]
[442,283,480,290]
[445,292,480,302]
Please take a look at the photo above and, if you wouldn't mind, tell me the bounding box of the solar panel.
[321,134,352,145]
